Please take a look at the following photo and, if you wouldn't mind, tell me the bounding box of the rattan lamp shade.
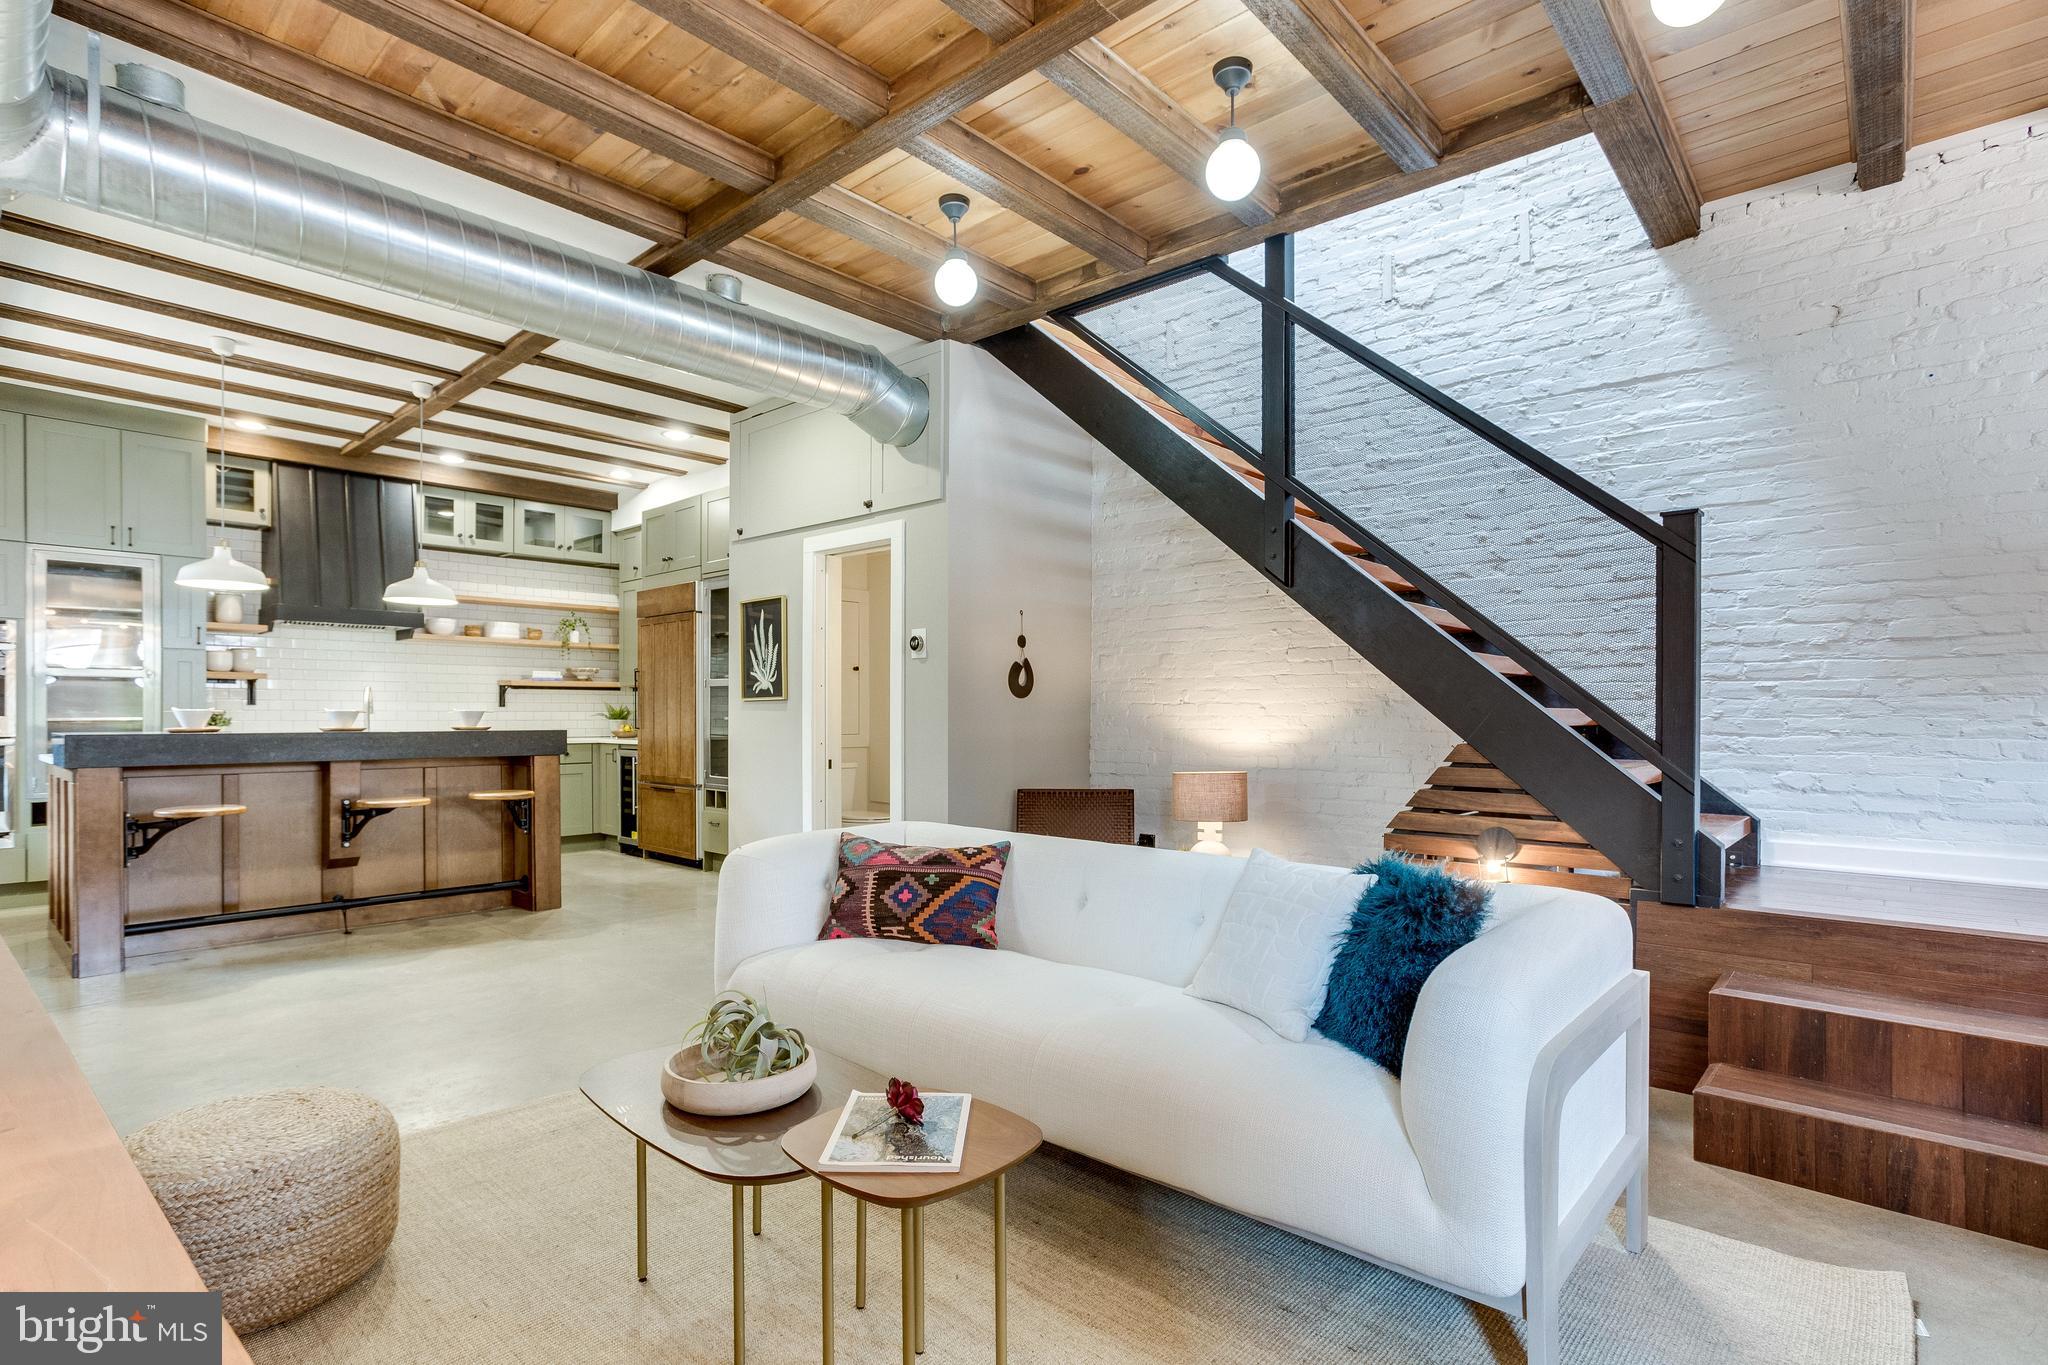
[1171,771,1249,824]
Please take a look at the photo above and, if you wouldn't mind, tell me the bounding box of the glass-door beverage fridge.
[28,548,160,801]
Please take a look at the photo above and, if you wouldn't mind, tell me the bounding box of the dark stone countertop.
[50,729,569,769]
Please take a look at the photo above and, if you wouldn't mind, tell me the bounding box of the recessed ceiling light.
[437,451,465,465]
[609,467,636,480]
[231,416,267,431]
[660,429,689,443]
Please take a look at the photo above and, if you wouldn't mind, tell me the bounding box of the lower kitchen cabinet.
[594,745,622,837]
[561,759,594,838]
[637,782,696,859]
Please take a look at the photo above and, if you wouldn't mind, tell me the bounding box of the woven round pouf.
[126,1087,400,1333]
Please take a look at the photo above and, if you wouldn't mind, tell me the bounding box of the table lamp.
[1172,771,1249,856]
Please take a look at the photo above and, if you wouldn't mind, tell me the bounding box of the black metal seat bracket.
[125,815,201,865]
[340,799,406,848]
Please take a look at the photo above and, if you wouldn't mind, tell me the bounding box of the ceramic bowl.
[205,648,234,671]
[661,1044,817,1116]
[170,707,213,729]
[452,708,485,728]
[484,620,520,640]
[425,617,458,636]
[324,708,364,729]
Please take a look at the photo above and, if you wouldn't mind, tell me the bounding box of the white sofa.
[716,822,1648,1364]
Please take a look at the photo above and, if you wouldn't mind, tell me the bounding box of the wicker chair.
[126,1088,399,1332]
[1014,787,1137,845]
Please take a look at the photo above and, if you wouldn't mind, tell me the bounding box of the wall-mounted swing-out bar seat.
[469,789,537,834]
[125,805,248,864]
[339,796,432,848]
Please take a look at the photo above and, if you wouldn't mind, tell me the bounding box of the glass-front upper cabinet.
[206,457,272,529]
[561,508,609,563]
[516,502,561,557]
[422,486,610,564]
[702,581,728,790]
[470,493,512,551]
[419,489,463,549]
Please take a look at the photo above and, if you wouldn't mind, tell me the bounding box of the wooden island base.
[47,731,565,978]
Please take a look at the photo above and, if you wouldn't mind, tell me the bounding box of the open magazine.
[818,1091,973,1173]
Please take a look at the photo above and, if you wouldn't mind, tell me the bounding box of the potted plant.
[602,703,635,738]
[557,614,597,681]
[661,991,816,1116]
[207,708,233,730]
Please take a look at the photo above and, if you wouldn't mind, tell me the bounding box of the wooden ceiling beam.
[0,336,386,420]
[669,1,1133,269]
[909,121,1148,271]
[1537,0,1700,247]
[55,0,689,243]
[0,303,420,403]
[0,363,360,440]
[512,362,742,417]
[797,188,1037,307]
[339,333,560,457]
[708,237,945,340]
[1235,0,1444,172]
[953,84,1593,340]
[214,428,622,511]
[1842,0,1914,188]
[635,0,890,124]
[439,405,719,463]
[319,0,775,192]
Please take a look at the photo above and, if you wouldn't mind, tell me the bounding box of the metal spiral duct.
[0,1,928,445]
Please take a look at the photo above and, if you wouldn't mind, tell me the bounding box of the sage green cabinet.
[0,540,23,621]
[26,416,121,549]
[642,498,701,577]
[615,525,643,587]
[161,649,211,719]
[620,587,638,693]
[595,744,622,837]
[0,413,24,542]
[702,493,730,576]
[161,556,210,648]
[24,418,204,556]
[561,758,594,837]
[120,431,207,556]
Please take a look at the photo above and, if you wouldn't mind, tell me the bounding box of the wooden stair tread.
[469,789,538,801]
[1410,603,1473,633]
[1474,652,1531,678]
[1699,812,1753,844]
[1389,809,1589,844]
[1547,707,1596,728]
[1427,764,1523,790]
[1713,972,2048,1047]
[147,804,246,820]
[349,796,432,810]
[1384,831,1620,874]
[1615,759,1664,784]
[1696,1063,2048,1161]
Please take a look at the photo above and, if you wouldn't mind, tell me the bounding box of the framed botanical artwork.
[741,595,788,702]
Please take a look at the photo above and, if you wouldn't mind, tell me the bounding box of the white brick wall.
[1093,118,2048,882]
[205,528,625,738]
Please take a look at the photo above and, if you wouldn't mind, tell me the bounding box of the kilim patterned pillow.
[819,834,1009,949]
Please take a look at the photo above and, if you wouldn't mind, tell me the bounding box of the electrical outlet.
[907,628,929,660]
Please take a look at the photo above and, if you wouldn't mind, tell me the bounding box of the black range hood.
[262,466,429,629]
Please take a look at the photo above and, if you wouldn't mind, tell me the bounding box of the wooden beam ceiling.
[214,428,620,512]
[1537,0,1700,248]
[798,189,1038,308]
[1842,0,1914,189]
[1234,0,1444,173]
[912,119,1149,271]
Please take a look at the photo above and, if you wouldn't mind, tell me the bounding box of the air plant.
[684,990,810,1081]
[747,613,780,695]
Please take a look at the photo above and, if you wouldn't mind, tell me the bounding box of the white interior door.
[839,585,871,812]
[817,555,846,829]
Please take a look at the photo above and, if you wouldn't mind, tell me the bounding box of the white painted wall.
[1092,116,2048,884]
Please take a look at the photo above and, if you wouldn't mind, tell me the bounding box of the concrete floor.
[6,842,2043,1362]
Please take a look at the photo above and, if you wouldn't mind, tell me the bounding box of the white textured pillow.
[1184,848,1368,1042]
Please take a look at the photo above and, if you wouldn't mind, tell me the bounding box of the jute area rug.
[247,1092,1913,1364]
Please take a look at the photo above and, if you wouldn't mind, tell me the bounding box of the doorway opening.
[810,543,896,830]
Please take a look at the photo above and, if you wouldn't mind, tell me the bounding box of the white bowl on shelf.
[425,617,458,636]
[484,620,520,640]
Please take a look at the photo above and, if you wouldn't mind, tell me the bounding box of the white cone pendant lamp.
[176,338,271,595]
[382,382,459,608]
[1650,0,1723,26]
[932,193,979,308]
[1204,57,1262,203]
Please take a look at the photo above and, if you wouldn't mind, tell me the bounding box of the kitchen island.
[47,730,565,977]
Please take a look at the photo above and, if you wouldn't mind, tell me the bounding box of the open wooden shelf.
[203,621,271,635]
[455,593,620,615]
[206,670,266,705]
[497,677,622,706]
[413,634,618,652]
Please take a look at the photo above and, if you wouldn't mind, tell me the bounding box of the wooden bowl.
[661,1044,817,1116]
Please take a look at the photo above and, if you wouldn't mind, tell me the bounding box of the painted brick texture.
[1092,123,2048,876]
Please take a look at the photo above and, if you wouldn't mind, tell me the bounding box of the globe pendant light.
[382,382,459,608]
[1204,57,1262,203]
[932,193,979,309]
[1650,0,1723,24]
[175,338,271,595]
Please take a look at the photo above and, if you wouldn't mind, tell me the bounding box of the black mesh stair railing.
[982,237,1757,907]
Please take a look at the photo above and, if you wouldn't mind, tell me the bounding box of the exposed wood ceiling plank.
[937,1,1280,227]
[954,84,1594,340]
[485,379,731,431]
[339,334,561,457]
[214,428,621,511]
[55,0,689,243]
[0,363,358,441]
[635,0,891,123]
[0,336,387,420]
[0,215,497,350]
[665,1,1137,270]
[1537,0,1701,246]
[1236,0,1445,171]
[909,121,1149,271]
[1038,40,1283,227]
[0,261,463,377]
[0,302,418,403]
[318,0,775,192]
[440,404,716,462]
[797,188,1037,307]
[709,237,945,340]
[1842,0,1914,187]
[512,363,743,417]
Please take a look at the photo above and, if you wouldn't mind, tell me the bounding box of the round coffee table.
[783,1096,1043,1365]
[580,1046,835,1365]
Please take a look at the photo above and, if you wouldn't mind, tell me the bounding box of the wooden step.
[1615,758,1663,785]
[1699,812,1753,846]
[1694,1062,2048,1248]
[1384,831,1621,874]
[1409,602,1474,633]
[1407,787,1555,817]
[1389,809,1591,845]
[1427,764,1523,790]
[1547,707,1596,729]
[1709,971,2048,1124]
[1438,859,1629,898]
[1473,652,1531,678]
